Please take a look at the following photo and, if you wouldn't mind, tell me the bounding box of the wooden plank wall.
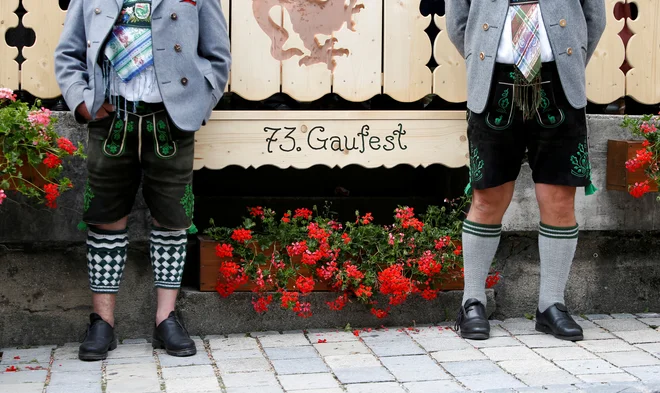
[1,0,658,105]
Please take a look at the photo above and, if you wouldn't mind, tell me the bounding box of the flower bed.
[0,88,84,207]
[203,198,501,319]
[608,113,660,198]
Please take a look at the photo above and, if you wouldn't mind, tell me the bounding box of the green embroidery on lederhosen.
[180,184,198,234]
[470,147,485,183]
[570,141,591,178]
[494,89,511,126]
[151,112,177,159]
[78,180,95,231]
[486,85,513,130]
[103,117,128,157]
[83,181,95,212]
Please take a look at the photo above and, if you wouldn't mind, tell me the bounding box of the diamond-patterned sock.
[150,227,187,289]
[87,227,129,293]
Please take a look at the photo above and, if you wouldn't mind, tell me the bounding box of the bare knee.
[94,217,129,232]
[536,185,576,225]
[468,183,515,224]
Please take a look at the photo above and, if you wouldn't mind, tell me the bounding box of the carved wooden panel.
[333,1,383,102]
[231,0,281,100]
[432,14,467,103]
[383,0,433,102]
[0,0,20,90]
[586,0,626,104]
[626,0,660,105]
[22,0,66,98]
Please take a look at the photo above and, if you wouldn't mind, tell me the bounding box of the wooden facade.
[1,0,658,169]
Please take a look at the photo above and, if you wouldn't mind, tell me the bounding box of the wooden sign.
[194,111,469,170]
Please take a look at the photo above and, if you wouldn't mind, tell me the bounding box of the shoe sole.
[535,322,583,341]
[459,331,490,340]
[152,339,197,357]
[78,339,118,361]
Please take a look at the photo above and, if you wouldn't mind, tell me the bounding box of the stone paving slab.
[380,355,451,382]
[9,314,660,392]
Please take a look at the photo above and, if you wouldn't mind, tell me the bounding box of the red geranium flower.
[219,261,241,278]
[371,308,389,319]
[453,245,463,256]
[57,137,77,155]
[252,295,273,314]
[295,276,315,294]
[249,206,264,218]
[294,208,313,220]
[486,272,501,289]
[421,288,438,300]
[282,212,291,223]
[44,183,60,209]
[43,152,62,169]
[354,285,373,299]
[630,181,652,198]
[341,233,351,244]
[215,243,234,258]
[327,293,348,311]
[360,212,374,225]
[231,228,252,243]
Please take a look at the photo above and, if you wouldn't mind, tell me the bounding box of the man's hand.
[76,102,115,121]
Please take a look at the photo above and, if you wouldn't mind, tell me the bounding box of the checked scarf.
[104,0,154,82]
[511,3,542,83]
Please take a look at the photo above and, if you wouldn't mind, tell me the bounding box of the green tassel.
[585,182,598,196]
[187,223,198,235]
[77,221,88,232]
[464,182,473,196]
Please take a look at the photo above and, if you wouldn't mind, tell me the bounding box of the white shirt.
[496,6,555,64]
[108,65,163,103]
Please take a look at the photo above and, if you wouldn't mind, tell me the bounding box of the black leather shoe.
[79,313,117,361]
[535,303,584,341]
[455,298,490,340]
[153,311,196,357]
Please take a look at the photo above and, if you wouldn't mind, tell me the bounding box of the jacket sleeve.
[54,0,89,120]
[198,0,232,105]
[582,0,607,64]
[445,0,471,58]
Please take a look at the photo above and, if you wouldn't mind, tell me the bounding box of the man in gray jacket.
[55,0,230,360]
[446,0,605,341]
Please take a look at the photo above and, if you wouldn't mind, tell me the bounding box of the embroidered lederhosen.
[465,62,596,195]
[82,100,196,233]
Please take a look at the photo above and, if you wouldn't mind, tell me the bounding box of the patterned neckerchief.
[510,1,542,83]
[104,0,154,82]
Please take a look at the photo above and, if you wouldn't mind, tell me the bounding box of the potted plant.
[0,88,84,208]
[201,197,501,319]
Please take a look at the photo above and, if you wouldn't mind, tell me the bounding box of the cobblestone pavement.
[4,314,660,392]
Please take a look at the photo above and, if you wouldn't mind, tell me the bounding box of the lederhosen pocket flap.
[148,111,177,159]
[485,79,515,130]
[535,81,565,128]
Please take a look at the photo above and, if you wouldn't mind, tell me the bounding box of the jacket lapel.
[152,0,163,11]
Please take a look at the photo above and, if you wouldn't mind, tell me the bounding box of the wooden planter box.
[607,140,658,192]
[199,236,464,292]
[0,154,49,191]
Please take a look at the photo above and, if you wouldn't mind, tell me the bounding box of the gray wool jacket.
[54,0,231,132]
[446,0,606,114]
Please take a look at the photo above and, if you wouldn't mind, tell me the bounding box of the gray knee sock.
[462,220,502,306]
[538,222,578,312]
